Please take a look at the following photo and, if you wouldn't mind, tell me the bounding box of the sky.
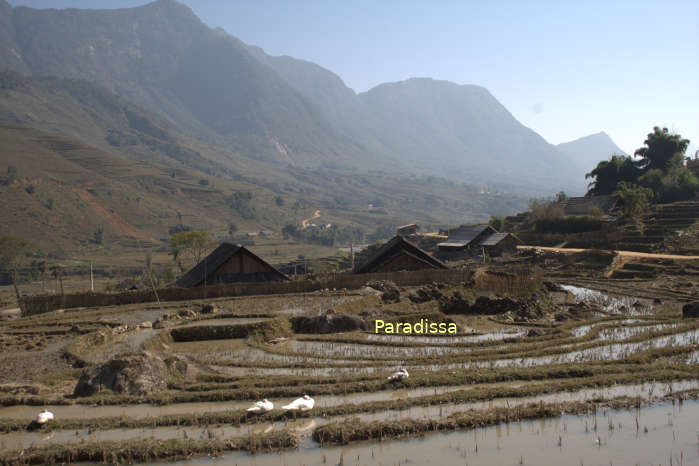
[8,0,699,156]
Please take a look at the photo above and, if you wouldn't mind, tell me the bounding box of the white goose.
[246,399,274,414]
[282,395,315,411]
[35,409,54,425]
[388,368,409,382]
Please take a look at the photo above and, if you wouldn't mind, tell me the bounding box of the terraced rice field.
[0,284,697,465]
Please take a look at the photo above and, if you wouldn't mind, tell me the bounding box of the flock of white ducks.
[34,370,408,425]
[247,369,409,414]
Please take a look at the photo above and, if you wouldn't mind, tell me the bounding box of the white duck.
[35,409,54,425]
[246,399,274,414]
[282,395,315,411]
[388,368,409,382]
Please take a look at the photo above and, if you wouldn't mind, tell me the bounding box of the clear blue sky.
[9,0,699,156]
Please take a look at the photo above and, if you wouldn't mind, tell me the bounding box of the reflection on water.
[171,399,699,466]
[561,285,654,315]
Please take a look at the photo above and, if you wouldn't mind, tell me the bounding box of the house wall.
[211,251,284,283]
[372,252,438,273]
[484,236,519,257]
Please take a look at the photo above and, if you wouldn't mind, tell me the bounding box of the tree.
[6,165,17,185]
[226,192,255,219]
[634,126,689,172]
[92,226,104,245]
[586,155,640,195]
[49,264,64,295]
[275,196,284,206]
[613,182,653,232]
[0,235,33,301]
[170,230,216,270]
[555,191,568,203]
[489,215,504,231]
[282,223,298,240]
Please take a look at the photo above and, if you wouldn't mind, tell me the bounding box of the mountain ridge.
[0,0,586,194]
[557,131,628,175]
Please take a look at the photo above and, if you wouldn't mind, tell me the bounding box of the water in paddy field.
[168,400,699,466]
[560,285,654,315]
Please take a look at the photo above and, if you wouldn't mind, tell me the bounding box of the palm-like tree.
[634,126,690,172]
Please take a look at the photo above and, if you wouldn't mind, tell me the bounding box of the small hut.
[175,243,288,287]
[354,236,447,274]
[436,225,497,259]
[479,233,522,257]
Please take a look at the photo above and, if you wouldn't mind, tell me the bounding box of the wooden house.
[436,225,496,259]
[479,232,522,257]
[354,236,447,274]
[175,243,288,288]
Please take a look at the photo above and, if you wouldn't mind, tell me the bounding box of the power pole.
[90,262,94,292]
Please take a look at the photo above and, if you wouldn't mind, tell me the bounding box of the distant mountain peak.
[557,131,628,173]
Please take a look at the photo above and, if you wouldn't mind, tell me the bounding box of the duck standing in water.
[27,409,54,431]
[36,409,54,425]
[282,395,315,411]
[246,399,274,414]
[388,368,409,382]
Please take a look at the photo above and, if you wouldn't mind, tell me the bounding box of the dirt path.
[301,210,321,229]
[517,245,699,260]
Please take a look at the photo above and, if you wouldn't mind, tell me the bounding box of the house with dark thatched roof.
[175,243,288,288]
[436,225,497,260]
[479,232,522,257]
[354,235,447,274]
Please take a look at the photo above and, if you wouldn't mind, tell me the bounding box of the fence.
[18,268,474,317]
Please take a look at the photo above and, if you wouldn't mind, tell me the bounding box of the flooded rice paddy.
[175,400,699,466]
[1,284,697,464]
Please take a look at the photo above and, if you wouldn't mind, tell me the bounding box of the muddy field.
[0,261,698,465]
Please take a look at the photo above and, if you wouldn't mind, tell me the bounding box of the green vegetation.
[282,223,364,247]
[226,192,255,219]
[586,127,697,202]
[613,182,654,232]
[169,230,216,271]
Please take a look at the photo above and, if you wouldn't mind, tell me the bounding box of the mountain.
[358,78,582,191]
[0,122,293,252]
[557,132,628,175]
[0,0,583,193]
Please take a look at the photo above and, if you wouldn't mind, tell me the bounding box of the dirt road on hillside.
[517,245,699,260]
[301,210,321,229]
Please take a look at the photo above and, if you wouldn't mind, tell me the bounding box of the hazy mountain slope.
[247,47,401,165]
[359,78,583,192]
[0,0,584,193]
[0,70,235,176]
[0,71,526,243]
[1,0,373,168]
[0,123,301,252]
[557,131,629,175]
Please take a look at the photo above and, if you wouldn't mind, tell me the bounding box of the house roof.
[175,242,287,287]
[437,240,470,248]
[355,235,447,273]
[561,195,618,216]
[480,232,521,246]
[447,225,495,242]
